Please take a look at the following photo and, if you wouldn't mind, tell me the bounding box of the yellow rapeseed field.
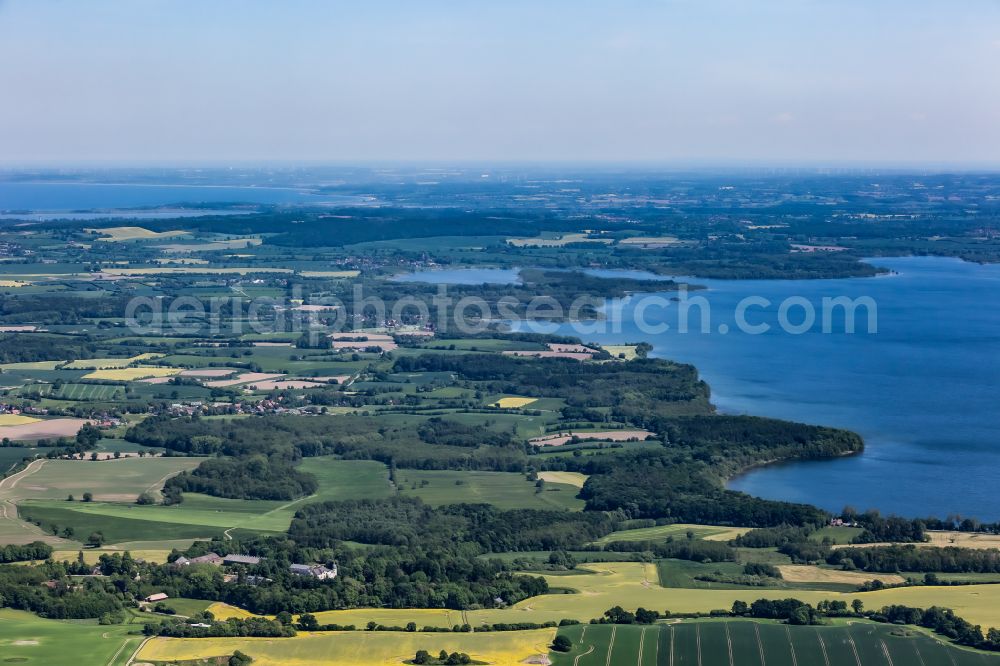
[492,396,538,409]
[0,414,41,426]
[537,471,588,488]
[139,629,556,666]
[82,366,181,381]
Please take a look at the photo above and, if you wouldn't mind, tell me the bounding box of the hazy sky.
[2,0,999,165]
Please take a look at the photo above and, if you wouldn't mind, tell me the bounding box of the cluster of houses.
[829,518,860,528]
[144,553,338,603]
[160,399,319,419]
[0,403,49,416]
[169,552,337,581]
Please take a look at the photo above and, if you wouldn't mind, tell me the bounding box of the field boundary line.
[815,628,830,666]
[124,635,152,666]
[605,625,617,666]
[143,465,195,496]
[105,634,135,666]
[0,458,47,494]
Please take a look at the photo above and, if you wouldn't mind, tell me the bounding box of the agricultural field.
[396,469,585,511]
[160,236,263,252]
[0,414,41,425]
[24,382,125,401]
[591,523,750,546]
[602,344,640,360]
[0,608,141,666]
[88,225,188,241]
[0,446,37,473]
[0,417,91,441]
[138,627,557,666]
[927,531,1000,550]
[63,353,163,369]
[617,235,681,247]
[550,619,1000,666]
[3,457,203,502]
[491,396,538,409]
[285,562,1000,632]
[831,531,1000,551]
[48,542,186,565]
[13,459,392,544]
[537,471,588,488]
[101,265,293,275]
[299,270,362,278]
[529,430,655,447]
[810,525,865,544]
[777,564,906,586]
[507,232,613,247]
[81,366,181,380]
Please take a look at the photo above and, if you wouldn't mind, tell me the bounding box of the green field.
[549,620,1000,666]
[396,469,584,510]
[810,525,866,544]
[17,458,392,543]
[592,523,749,546]
[0,446,37,474]
[295,561,1000,633]
[0,608,142,666]
[297,457,394,502]
[26,383,126,401]
[3,457,204,502]
[17,502,230,543]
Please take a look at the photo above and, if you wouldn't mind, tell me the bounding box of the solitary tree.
[229,651,253,666]
[552,635,573,652]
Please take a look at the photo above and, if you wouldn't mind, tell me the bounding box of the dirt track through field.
[0,459,60,544]
[573,644,594,666]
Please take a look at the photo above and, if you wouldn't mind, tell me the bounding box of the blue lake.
[417,258,1000,520]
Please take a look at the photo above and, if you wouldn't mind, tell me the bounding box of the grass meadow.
[0,608,141,666]
[591,523,750,546]
[14,458,391,545]
[395,469,584,511]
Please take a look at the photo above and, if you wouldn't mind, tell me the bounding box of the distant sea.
[0,181,363,217]
[402,257,1000,521]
